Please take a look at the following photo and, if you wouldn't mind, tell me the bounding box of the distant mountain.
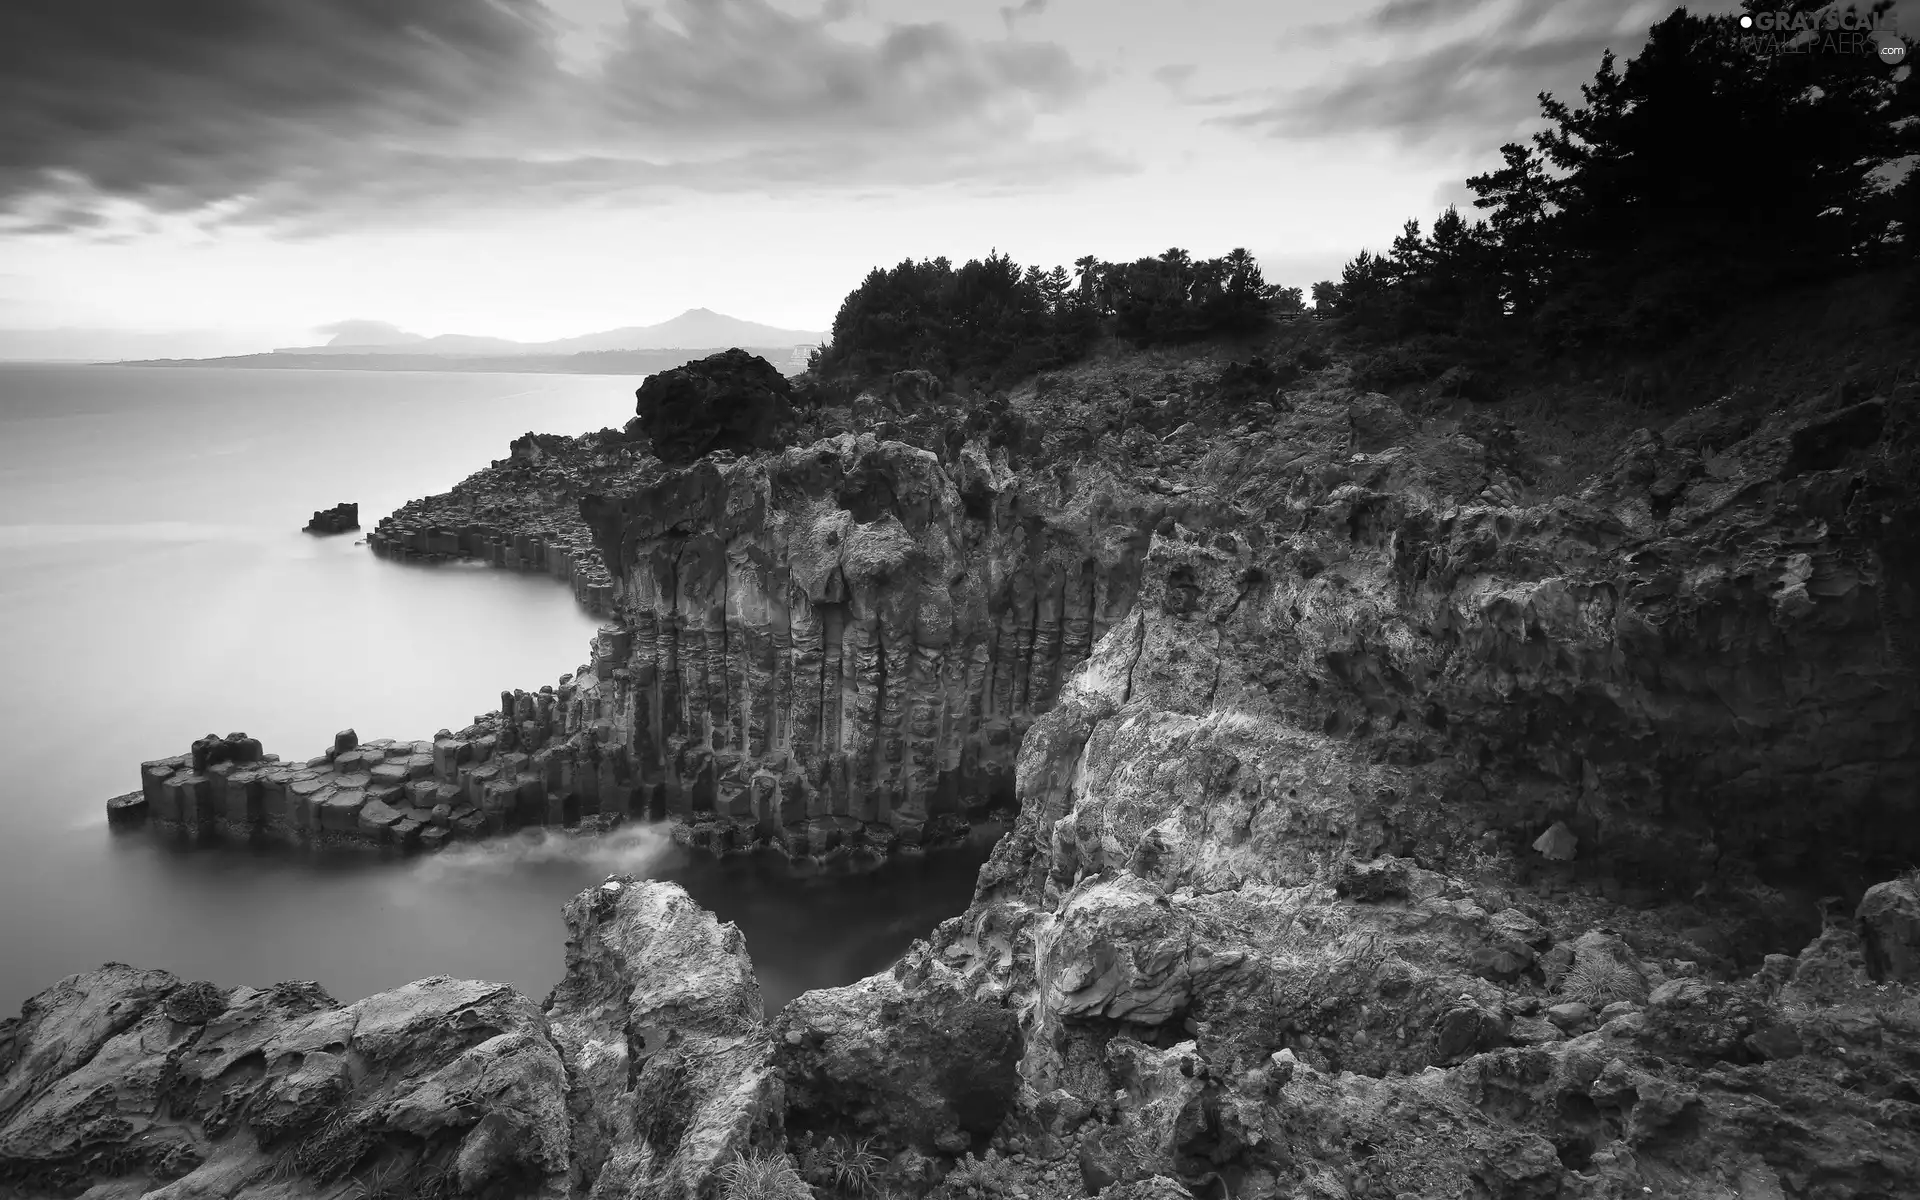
[117,344,818,377]
[293,309,825,357]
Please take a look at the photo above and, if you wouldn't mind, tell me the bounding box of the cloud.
[1229,0,1667,150]
[1000,0,1048,29]
[0,0,1110,235]
[1151,63,1198,91]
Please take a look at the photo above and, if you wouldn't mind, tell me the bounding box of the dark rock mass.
[301,501,358,535]
[631,348,798,466]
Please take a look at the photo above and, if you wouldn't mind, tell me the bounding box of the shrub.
[1558,951,1649,1009]
[805,1135,887,1196]
[718,1149,812,1200]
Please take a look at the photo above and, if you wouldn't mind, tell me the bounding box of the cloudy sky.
[0,0,1745,358]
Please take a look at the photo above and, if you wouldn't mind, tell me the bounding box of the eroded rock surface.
[775,362,1919,1198]
[0,966,569,1199]
[0,881,779,1200]
[544,878,781,1200]
[575,433,1158,857]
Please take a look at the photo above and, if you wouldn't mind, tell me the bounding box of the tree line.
[810,0,1917,390]
[809,248,1302,386]
[1314,0,1917,359]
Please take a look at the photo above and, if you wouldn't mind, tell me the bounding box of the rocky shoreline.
[364,431,649,617]
[56,332,1920,1197]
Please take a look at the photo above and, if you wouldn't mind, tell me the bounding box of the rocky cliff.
[64,325,1920,1197]
[0,880,771,1200]
[573,432,1155,856]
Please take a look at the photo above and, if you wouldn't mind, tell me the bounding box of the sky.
[0,0,1769,358]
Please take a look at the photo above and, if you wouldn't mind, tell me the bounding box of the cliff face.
[827,370,1920,1199]
[575,433,1155,856]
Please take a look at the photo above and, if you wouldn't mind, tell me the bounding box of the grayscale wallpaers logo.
[1735,10,1907,61]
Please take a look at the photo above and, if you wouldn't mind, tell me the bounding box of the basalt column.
[582,434,1150,855]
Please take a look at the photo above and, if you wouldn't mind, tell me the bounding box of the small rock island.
[302,501,359,535]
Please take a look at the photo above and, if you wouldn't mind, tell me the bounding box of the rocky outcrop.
[545,877,781,1200]
[775,951,1021,1156]
[765,363,1919,1197]
[575,433,1159,857]
[0,966,571,1199]
[631,348,798,466]
[0,880,774,1200]
[119,669,654,849]
[367,427,656,617]
[302,502,358,535]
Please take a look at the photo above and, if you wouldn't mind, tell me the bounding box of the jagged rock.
[1858,876,1920,982]
[543,878,780,1200]
[0,966,569,1199]
[776,944,1020,1156]
[1531,821,1578,861]
[633,348,798,466]
[1333,854,1412,900]
[303,501,359,535]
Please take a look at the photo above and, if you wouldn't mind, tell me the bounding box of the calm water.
[0,365,988,1016]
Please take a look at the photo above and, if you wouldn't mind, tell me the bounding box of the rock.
[1744,1020,1804,1061]
[1334,854,1412,900]
[104,791,148,826]
[575,434,1150,854]
[543,877,779,1200]
[1433,1004,1504,1062]
[0,967,568,1199]
[632,348,798,466]
[302,501,359,535]
[1469,945,1532,983]
[775,945,1020,1155]
[1858,877,1920,982]
[1507,1015,1566,1045]
[1532,821,1578,861]
[1544,1001,1591,1029]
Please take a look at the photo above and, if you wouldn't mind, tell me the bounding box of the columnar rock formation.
[793,369,1920,1197]
[114,657,646,851]
[58,328,1920,1196]
[301,501,358,535]
[576,433,1156,855]
[367,429,653,616]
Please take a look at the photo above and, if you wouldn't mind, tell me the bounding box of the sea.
[0,364,990,1016]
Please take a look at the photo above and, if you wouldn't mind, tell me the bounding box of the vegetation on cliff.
[808,0,1918,402]
[1317,0,1920,372]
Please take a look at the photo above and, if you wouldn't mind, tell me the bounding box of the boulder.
[775,946,1020,1157]
[1858,877,1920,982]
[543,878,780,1200]
[631,348,797,466]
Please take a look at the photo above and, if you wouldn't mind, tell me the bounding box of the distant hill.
[293,309,825,357]
[117,345,817,377]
